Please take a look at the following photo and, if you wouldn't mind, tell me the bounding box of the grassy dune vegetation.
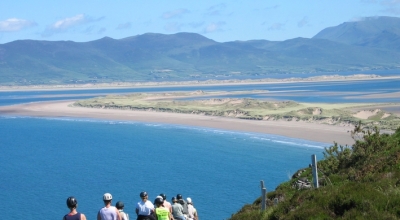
[73,91,400,130]
[229,125,400,219]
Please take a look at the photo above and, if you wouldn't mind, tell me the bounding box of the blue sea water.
[0,75,399,219]
[1,77,400,106]
[0,116,327,219]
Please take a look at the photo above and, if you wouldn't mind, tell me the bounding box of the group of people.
[63,192,199,220]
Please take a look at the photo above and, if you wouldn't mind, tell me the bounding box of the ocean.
[0,116,327,219]
[0,74,399,219]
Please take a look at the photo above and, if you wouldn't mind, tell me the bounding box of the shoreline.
[1,74,399,92]
[0,100,355,146]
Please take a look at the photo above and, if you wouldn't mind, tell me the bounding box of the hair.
[103,200,112,205]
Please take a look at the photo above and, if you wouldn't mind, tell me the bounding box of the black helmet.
[159,193,166,200]
[116,201,124,209]
[140,191,148,197]
[171,197,177,202]
[66,196,77,208]
[176,194,182,200]
[155,197,164,205]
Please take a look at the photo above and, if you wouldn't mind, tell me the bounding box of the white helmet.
[103,193,112,201]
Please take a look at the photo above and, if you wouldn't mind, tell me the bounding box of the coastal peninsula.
[1,74,399,146]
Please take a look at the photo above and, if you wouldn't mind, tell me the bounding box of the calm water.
[0,75,399,219]
[0,116,327,219]
[1,77,400,106]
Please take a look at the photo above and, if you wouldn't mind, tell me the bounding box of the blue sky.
[0,0,399,44]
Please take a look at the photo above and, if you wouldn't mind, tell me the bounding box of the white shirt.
[136,200,154,215]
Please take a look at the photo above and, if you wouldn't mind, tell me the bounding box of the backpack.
[179,200,188,214]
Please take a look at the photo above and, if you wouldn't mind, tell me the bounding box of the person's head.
[103,193,112,204]
[159,193,167,201]
[140,191,148,201]
[176,194,183,200]
[66,196,78,209]
[187,197,192,204]
[116,201,124,210]
[154,197,164,207]
[172,197,177,203]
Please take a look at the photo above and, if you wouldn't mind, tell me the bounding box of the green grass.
[229,126,400,219]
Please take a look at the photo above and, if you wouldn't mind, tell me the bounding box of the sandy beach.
[0,100,355,146]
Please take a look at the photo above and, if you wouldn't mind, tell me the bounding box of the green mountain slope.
[1,16,400,85]
[313,16,400,50]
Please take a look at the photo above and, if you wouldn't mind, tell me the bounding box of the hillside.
[313,16,400,50]
[1,16,400,85]
[229,125,400,219]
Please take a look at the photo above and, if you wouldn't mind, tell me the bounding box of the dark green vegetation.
[73,92,400,130]
[229,125,400,219]
[1,16,400,85]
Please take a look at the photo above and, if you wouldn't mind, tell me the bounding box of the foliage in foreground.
[229,124,400,220]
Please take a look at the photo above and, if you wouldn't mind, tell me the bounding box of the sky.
[1,0,400,44]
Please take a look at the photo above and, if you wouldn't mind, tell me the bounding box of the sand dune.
[0,101,355,146]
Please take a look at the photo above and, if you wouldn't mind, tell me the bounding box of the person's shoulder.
[80,213,87,220]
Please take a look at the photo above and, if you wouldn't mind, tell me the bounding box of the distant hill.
[1,16,400,85]
[313,16,400,50]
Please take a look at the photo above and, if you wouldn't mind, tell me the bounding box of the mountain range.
[1,16,400,85]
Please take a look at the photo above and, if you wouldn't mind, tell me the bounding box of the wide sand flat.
[0,101,355,146]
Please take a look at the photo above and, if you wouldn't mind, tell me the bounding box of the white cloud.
[162,9,189,19]
[297,16,309,28]
[203,21,226,33]
[42,14,103,37]
[0,18,36,32]
[50,14,86,30]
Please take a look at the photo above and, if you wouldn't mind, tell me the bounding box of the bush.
[229,125,400,219]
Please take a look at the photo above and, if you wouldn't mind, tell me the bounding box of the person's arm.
[135,208,139,215]
[169,211,174,220]
[81,213,87,220]
[167,203,172,214]
[116,208,122,220]
[97,211,101,220]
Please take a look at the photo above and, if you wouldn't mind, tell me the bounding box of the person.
[154,197,173,220]
[97,193,121,220]
[159,193,172,214]
[176,194,188,217]
[135,191,155,220]
[116,201,129,220]
[171,197,185,220]
[186,198,198,220]
[63,196,87,220]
